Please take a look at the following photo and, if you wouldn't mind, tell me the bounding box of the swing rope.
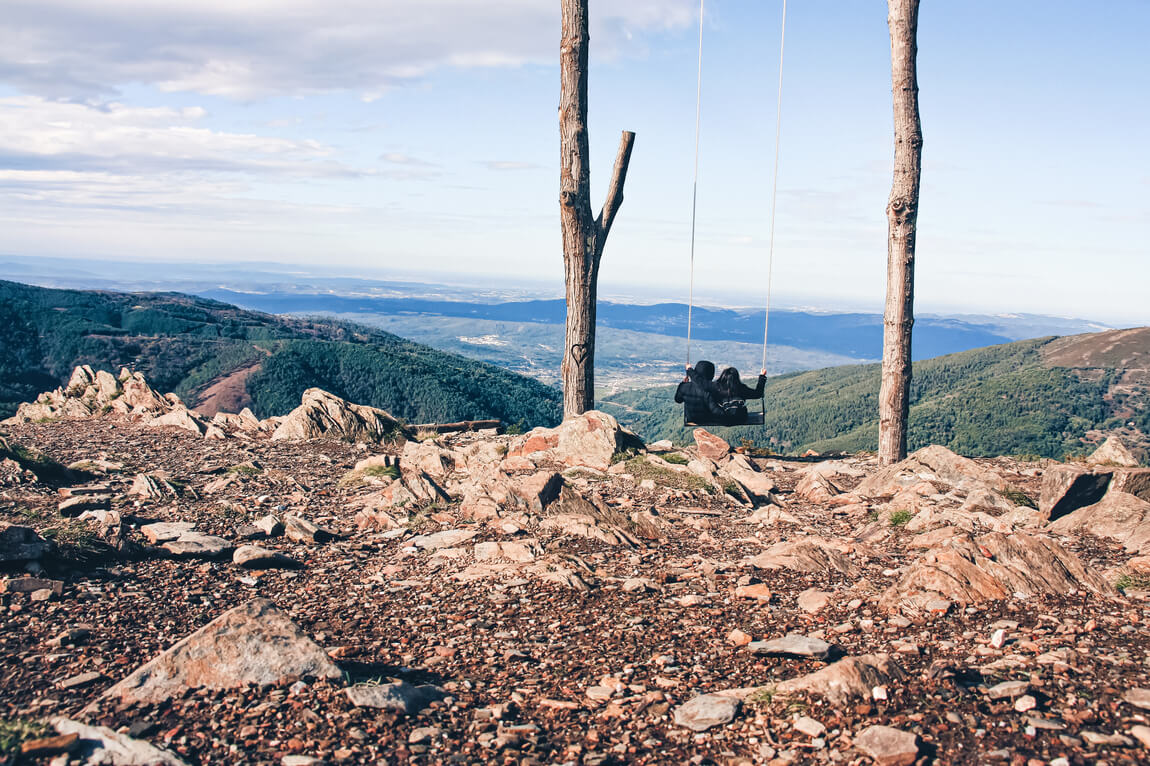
[684,0,788,375]
[685,0,705,369]
[761,0,787,372]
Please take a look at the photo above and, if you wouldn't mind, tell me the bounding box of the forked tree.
[878,0,923,465]
[559,0,635,418]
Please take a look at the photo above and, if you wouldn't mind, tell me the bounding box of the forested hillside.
[600,335,1149,459]
[0,280,561,426]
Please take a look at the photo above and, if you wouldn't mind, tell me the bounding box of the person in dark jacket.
[674,360,725,424]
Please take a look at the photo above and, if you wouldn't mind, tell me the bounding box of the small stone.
[284,515,334,543]
[797,589,831,614]
[990,628,1007,649]
[59,670,103,689]
[747,633,833,660]
[673,693,740,732]
[48,627,91,646]
[255,514,284,537]
[282,757,326,766]
[986,680,1029,700]
[1129,725,1150,748]
[30,588,54,602]
[794,716,826,738]
[679,594,705,606]
[735,583,772,602]
[1081,731,1133,747]
[853,725,920,766]
[727,629,752,647]
[233,545,298,569]
[622,577,656,593]
[1014,695,1037,712]
[408,727,440,745]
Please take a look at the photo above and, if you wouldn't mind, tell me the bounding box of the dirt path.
[191,362,261,416]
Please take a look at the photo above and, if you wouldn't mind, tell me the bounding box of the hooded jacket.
[674,361,725,423]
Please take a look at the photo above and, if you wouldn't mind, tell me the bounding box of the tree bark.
[878,0,923,466]
[559,0,635,419]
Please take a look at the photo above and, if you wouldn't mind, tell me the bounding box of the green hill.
[0,280,561,427]
[600,331,1150,459]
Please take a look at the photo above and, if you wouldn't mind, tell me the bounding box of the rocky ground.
[3,379,1150,765]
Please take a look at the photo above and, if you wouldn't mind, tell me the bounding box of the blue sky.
[0,0,1147,323]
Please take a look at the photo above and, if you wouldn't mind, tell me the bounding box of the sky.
[0,0,1147,323]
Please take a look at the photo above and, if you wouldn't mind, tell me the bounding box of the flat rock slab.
[59,494,111,517]
[1124,687,1150,710]
[141,522,194,545]
[161,532,233,559]
[411,529,479,550]
[345,681,446,714]
[51,717,187,765]
[284,515,335,543]
[102,597,341,704]
[776,654,906,706]
[748,633,834,660]
[986,680,1030,700]
[853,725,920,766]
[233,545,299,569]
[673,693,741,732]
[749,538,858,577]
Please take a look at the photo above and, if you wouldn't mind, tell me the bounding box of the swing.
[680,0,787,429]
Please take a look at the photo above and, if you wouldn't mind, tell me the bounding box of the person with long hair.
[713,366,767,424]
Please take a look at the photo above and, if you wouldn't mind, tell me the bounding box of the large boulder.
[692,429,731,462]
[506,411,643,471]
[1049,491,1150,554]
[749,537,859,577]
[879,531,1110,613]
[856,445,1011,497]
[1087,435,1141,468]
[1040,465,1112,521]
[101,598,342,704]
[0,522,50,562]
[271,388,409,444]
[147,406,209,437]
[720,463,777,505]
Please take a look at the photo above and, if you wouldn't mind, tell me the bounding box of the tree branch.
[596,130,636,242]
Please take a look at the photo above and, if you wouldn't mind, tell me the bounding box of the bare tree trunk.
[878,0,923,466]
[559,0,635,418]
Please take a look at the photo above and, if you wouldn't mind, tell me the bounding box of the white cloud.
[0,0,699,100]
[0,96,355,177]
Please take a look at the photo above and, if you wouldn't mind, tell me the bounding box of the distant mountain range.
[0,280,562,427]
[200,288,1031,361]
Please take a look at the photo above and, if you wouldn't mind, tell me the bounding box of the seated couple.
[675,360,766,425]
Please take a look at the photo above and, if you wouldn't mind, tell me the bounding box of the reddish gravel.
[2,420,1150,765]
